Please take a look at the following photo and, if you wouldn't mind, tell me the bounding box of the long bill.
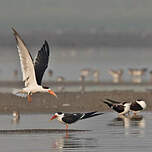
[49,115,57,120]
[48,90,57,98]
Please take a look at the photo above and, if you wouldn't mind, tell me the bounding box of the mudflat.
[0,90,151,113]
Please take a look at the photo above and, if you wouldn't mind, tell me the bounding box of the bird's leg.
[127,111,130,116]
[27,92,32,103]
[65,124,69,138]
[133,112,137,118]
[66,124,69,130]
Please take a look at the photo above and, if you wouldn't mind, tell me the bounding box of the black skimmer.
[130,99,147,115]
[103,98,131,115]
[49,111,104,130]
[12,28,57,102]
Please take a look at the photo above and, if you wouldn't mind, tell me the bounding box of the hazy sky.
[1,0,152,33]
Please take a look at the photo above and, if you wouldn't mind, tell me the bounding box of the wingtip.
[11,27,17,34]
[44,40,49,47]
[104,98,116,103]
[98,112,104,115]
[103,99,110,102]
[105,98,111,101]
[103,101,108,104]
[11,27,20,39]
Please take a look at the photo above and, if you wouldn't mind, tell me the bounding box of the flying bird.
[103,98,131,115]
[49,111,104,130]
[12,28,57,102]
[130,99,146,115]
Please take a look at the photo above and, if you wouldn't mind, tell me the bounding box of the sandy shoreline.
[0,90,151,114]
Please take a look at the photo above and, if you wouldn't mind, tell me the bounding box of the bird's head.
[49,112,63,120]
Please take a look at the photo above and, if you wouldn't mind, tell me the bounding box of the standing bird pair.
[103,98,146,116]
[12,28,57,103]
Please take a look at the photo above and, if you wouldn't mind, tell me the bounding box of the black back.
[34,40,50,85]
[62,113,83,124]
[113,105,125,113]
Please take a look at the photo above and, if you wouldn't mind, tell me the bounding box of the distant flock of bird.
[11,28,147,130]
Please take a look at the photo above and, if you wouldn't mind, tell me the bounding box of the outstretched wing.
[12,28,37,87]
[34,41,50,85]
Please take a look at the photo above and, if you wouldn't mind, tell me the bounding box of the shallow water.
[0,112,152,152]
[1,83,152,94]
[0,47,152,81]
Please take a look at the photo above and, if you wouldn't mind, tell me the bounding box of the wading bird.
[50,111,104,130]
[103,98,131,115]
[12,28,57,102]
[130,99,147,115]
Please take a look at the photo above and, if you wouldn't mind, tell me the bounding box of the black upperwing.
[34,40,50,85]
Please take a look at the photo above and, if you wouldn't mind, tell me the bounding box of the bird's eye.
[57,112,62,115]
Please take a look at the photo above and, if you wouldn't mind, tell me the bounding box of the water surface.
[0,112,151,152]
[0,47,152,81]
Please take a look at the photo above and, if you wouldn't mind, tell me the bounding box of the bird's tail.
[12,89,27,98]
[81,111,104,120]
[103,101,113,108]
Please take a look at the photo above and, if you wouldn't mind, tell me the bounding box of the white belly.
[23,85,43,94]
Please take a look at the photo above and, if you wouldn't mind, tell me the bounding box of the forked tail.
[12,89,27,98]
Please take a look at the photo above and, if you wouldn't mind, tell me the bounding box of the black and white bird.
[49,111,104,130]
[103,98,131,115]
[130,99,147,115]
[12,28,57,102]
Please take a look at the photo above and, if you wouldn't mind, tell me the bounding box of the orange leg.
[27,95,32,103]
[66,124,69,130]
[65,124,69,138]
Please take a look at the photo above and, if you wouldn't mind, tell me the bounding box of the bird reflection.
[108,114,145,136]
[108,115,145,128]
[51,134,97,151]
[129,115,145,128]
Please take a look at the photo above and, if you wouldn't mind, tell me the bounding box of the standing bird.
[12,111,20,124]
[103,98,131,115]
[12,28,57,103]
[49,111,104,130]
[130,99,147,115]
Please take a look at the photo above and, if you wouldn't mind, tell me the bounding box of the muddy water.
[0,112,151,152]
